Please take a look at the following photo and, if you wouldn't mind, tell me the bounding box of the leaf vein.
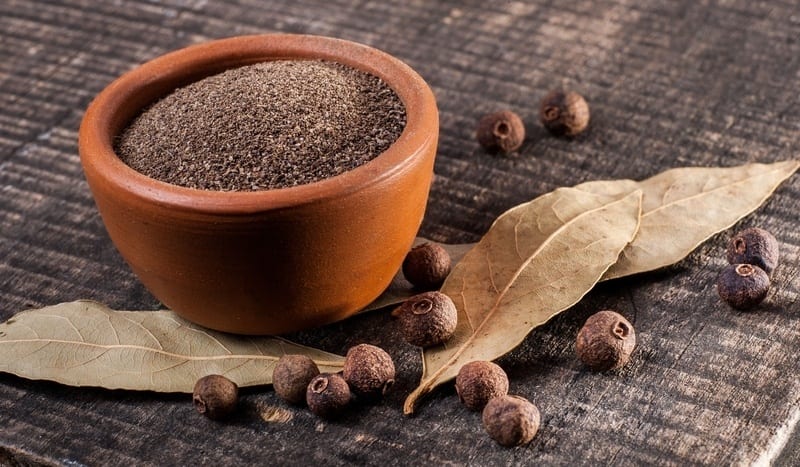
[643,166,791,218]
[0,338,344,366]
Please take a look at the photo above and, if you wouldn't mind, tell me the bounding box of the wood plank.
[0,0,798,464]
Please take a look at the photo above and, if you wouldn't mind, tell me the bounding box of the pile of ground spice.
[115,60,406,191]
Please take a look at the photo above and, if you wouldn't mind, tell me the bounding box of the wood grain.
[1,0,799,465]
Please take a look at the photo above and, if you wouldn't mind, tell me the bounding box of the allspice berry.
[539,90,590,136]
[455,361,509,411]
[396,291,458,347]
[576,310,636,371]
[476,110,526,154]
[402,242,452,290]
[273,354,320,405]
[717,263,770,310]
[726,227,779,275]
[482,395,540,447]
[343,344,395,399]
[193,374,238,420]
[306,373,351,419]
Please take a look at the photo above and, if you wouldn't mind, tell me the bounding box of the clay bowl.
[79,34,438,335]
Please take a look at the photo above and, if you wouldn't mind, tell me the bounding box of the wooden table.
[1,1,798,465]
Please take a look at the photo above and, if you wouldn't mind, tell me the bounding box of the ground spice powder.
[115,60,406,191]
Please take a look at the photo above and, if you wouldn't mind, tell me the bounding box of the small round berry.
[396,292,458,347]
[306,373,351,419]
[343,344,396,399]
[402,242,452,290]
[455,361,509,411]
[726,227,779,275]
[273,354,320,405]
[717,263,770,310]
[576,310,636,371]
[193,374,238,420]
[539,90,590,136]
[482,395,540,447]
[475,110,526,154]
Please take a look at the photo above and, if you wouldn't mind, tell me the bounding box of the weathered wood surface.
[1,0,799,465]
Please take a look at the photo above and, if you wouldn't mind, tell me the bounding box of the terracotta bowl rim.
[78,33,437,215]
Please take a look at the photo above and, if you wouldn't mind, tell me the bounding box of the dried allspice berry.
[402,242,452,290]
[539,90,590,136]
[193,374,238,420]
[726,227,779,275]
[273,354,320,405]
[396,291,458,347]
[342,344,395,399]
[717,263,770,310]
[482,395,540,447]
[455,361,509,411]
[306,373,351,419]
[576,310,636,371]
[475,110,525,154]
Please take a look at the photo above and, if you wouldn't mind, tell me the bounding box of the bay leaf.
[403,189,642,414]
[573,160,799,280]
[0,300,344,392]
[360,239,473,313]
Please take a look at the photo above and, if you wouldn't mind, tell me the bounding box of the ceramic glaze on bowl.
[79,34,438,334]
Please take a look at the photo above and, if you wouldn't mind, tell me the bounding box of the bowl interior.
[80,34,438,214]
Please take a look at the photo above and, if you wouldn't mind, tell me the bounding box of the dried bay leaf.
[360,239,473,313]
[403,189,642,414]
[383,161,798,296]
[0,300,344,392]
[573,160,799,280]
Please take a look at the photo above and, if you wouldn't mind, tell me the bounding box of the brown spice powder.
[115,60,406,191]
